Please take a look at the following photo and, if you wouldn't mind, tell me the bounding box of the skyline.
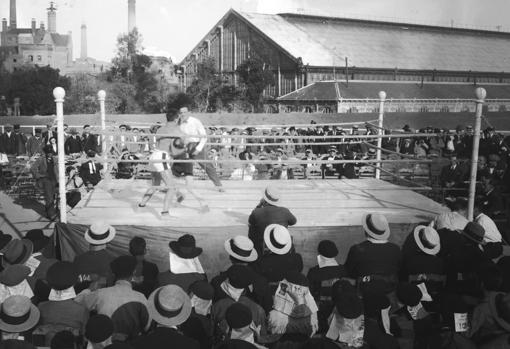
[2,0,510,63]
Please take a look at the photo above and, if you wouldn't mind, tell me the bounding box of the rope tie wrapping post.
[53,87,67,223]
[467,87,486,221]
[97,90,107,175]
[376,91,386,179]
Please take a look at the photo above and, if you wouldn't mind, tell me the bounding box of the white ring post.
[97,90,107,174]
[375,91,386,179]
[467,87,486,221]
[53,87,67,223]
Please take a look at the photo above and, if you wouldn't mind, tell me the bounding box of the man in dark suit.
[42,124,56,145]
[82,124,98,154]
[129,236,159,298]
[439,154,466,197]
[0,124,16,155]
[30,145,58,218]
[248,185,297,253]
[13,125,27,155]
[64,128,83,155]
[79,150,103,189]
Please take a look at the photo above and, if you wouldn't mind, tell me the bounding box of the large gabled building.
[180,9,510,102]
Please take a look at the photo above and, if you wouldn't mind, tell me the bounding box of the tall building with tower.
[0,0,73,72]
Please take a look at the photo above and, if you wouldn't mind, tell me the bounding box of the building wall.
[181,15,303,98]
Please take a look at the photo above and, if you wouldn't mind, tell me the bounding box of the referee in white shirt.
[177,107,224,191]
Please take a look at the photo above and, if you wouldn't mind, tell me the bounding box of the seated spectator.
[344,213,401,295]
[79,150,103,189]
[474,200,503,243]
[439,154,466,198]
[0,295,40,348]
[73,221,116,290]
[211,236,272,313]
[321,147,342,179]
[301,149,319,179]
[307,240,347,333]
[468,292,510,347]
[325,281,365,347]
[75,256,150,342]
[158,234,206,292]
[22,229,58,302]
[50,330,77,349]
[399,138,415,155]
[396,282,440,348]
[222,303,267,349]
[85,314,114,349]
[38,262,88,342]
[248,186,297,254]
[180,280,215,349]
[267,271,318,342]
[401,224,445,308]
[211,266,267,343]
[252,225,303,291]
[434,197,469,231]
[132,285,200,349]
[0,264,34,302]
[361,288,397,347]
[480,177,505,217]
[129,236,159,298]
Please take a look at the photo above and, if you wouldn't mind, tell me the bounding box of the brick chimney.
[31,18,36,31]
[10,0,17,29]
[80,23,87,59]
[2,18,7,32]
[128,0,136,32]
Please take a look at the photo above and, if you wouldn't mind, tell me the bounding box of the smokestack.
[40,21,45,30]
[2,18,7,32]
[80,23,88,59]
[31,18,36,31]
[47,2,57,33]
[128,0,136,32]
[9,0,17,29]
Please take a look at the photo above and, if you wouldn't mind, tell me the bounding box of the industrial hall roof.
[234,11,510,73]
[277,81,510,101]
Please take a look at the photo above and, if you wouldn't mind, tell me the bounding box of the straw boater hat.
[84,221,116,245]
[2,239,33,267]
[413,225,441,255]
[362,213,390,241]
[263,186,282,206]
[0,295,40,333]
[148,285,192,327]
[224,236,258,262]
[264,224,292,255]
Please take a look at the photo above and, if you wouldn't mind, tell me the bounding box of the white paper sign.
[454,313,469,332]
[25,256,41,277]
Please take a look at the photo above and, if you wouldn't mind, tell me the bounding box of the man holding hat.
[73,221,116,289]
[38,262,88,339]
[132,285,199,349]
[158,234,206,292]
[248,186,297,254]
[27,128,45,157]
[75,255,150,342]
[0,295,40,345]
[345,213,401,294]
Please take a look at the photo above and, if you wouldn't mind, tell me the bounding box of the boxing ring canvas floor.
[59,179,448,275]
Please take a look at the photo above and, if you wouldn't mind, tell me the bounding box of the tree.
[236,57,274,112]
[107,28,167,113]
[0,66,70,115]
[186,57,241,112]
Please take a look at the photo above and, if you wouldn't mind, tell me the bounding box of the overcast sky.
[2,0,510,63]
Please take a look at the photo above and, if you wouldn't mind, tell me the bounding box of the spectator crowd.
[0,183,508,348]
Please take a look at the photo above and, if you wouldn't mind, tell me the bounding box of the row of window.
[12,55,50,63]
